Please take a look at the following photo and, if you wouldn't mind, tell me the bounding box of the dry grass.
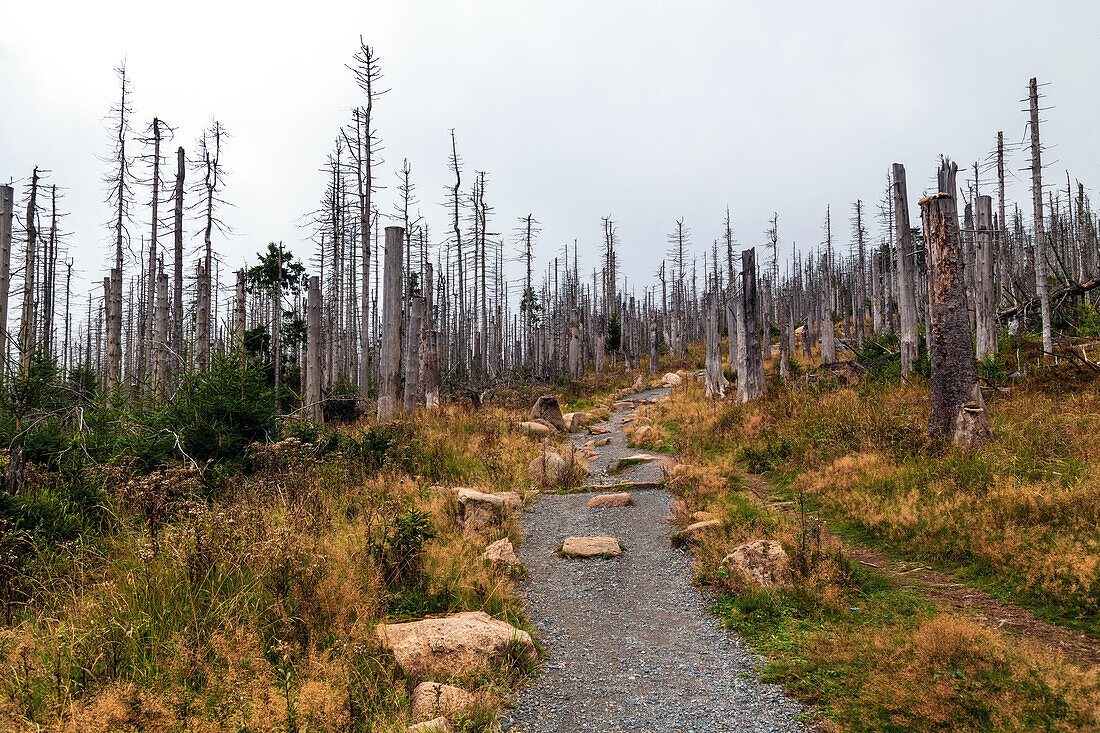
[0,400,547,732]
[653,368,1100,730]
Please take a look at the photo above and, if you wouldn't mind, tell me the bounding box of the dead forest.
[4,28,1100,732]
[2,44,1096,458]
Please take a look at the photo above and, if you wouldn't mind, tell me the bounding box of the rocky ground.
[503,388,806,733]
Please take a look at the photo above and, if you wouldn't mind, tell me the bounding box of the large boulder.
[724,540,794,590]
[481,537,520,570]
[376,611,535,680]
[531,395,565,431]
[518,421,553,439]
[661,372,683,387]
[587,492,633,508]
[410,682,475,722]
[456,488,506,533]
[561,536,622,558]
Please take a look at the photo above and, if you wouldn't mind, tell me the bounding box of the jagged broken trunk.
[920,161,993,449]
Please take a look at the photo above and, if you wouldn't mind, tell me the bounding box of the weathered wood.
[1029,78,1052,354]
[0,184,12,364]
[892,163,919,376]
[975,195,997,360]
[171,147,185,375]
[738,248,766,402]
[153,271,168,393]
[377,225,404,420]
[704,289,728,398]
[779,296,791,381]
[403,294,424,412]
[305,275,322,422]
[920,160,992,449]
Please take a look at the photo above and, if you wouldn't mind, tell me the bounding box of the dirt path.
[503,391,806,733]
[737,471,1100,669]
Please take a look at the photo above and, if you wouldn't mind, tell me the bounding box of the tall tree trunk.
[0,184,12,367]
[172,147,185,375]
[378,226,404,420]
[1029,78,1052,354]
[893,163,919,376]
[305,275,322,422]
[738,247,766,402]
[975,195,997,360]
[921,160,992,449]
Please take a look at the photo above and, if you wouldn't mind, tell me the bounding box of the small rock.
[661,372,683,387]
[625,453,658,462]
[561,536,622,557]
[631,375,646,391]
[531,395,565,430]
[530,452,567,485]
[593,437,612,447]
[588,425,611,436]
[375,611,535,680]
[674,519,722,544]
[408,717,450,733]
[562,411,589,432]
[411,682,475,721]
[494,491,522,513]
[456,488,507,533]
[587,492,633,508]
[518,421,552,438]
[482,537,521,569]
[632,425,659,447]
[724,540,794,590]
[691,510,717,522]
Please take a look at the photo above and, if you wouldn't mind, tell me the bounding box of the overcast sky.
[2,0,1099,315]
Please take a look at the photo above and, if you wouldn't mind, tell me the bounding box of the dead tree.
[738,247,766,402]
[171,146,185,375]
[305,275,322,422]
[403,294,424,411]
[193,120,227,372]
[19,170,40,374]
[893,163,920,376]
[377,226,404,420]
[420,261,440,408]
[974,195,997,360]
[0,185,12,365]
[1029,78,1052,354]
[704,288,728,398]
[920,160,993,449]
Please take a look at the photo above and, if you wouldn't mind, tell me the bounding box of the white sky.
[2,0,1099,317]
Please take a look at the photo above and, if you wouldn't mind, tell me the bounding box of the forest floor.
[504,387,806,732]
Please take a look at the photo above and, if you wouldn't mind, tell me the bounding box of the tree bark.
[975,195,997,360]
[1029,78,1052,354]
[920,160,992,449]
[378,226,404,420]
[893,163,919,376]
[305,275,322,422]
[0,184,12,367]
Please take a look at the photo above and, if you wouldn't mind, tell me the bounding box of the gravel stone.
[503,388,806,732]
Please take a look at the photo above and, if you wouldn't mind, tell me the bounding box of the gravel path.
[503,390,806,733]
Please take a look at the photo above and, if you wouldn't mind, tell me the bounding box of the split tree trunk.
[920,160,993,449]
[738,247,766,402]
[377,226,404,420]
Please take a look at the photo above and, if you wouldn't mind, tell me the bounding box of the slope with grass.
[654,363,1100,731]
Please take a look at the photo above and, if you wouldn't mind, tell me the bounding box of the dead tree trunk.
[1029,78,1052,354]
[975,195,997,360]
[403,294,424,412]
[920,160,993,449]
[704,289,728,398]
[893,163,919,376]
[738,247,766,402]
[377,226,404,420]
[172,147,185,375]
[779,296,791,381]
[154,271,168,394]
[305,275,322,422]
[0,185,12,366]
